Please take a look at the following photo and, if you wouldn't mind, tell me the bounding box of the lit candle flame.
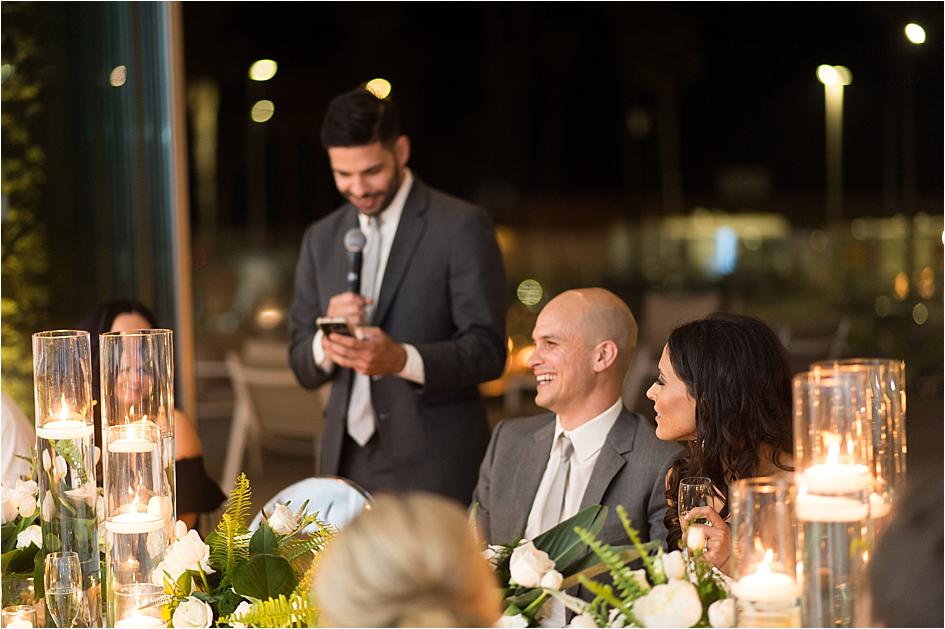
[756,548,774,575]
[823,431,841,464]
[58,394,72,419]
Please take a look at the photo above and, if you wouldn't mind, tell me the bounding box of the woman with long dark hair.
[645,313,793,572]
[80,299,225,530]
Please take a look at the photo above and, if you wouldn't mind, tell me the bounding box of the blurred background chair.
[249,476,372,532]
[221,338,329,492]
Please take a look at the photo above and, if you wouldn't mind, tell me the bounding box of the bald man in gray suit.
[473,288,681,552]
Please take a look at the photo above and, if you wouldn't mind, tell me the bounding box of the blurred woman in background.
[80,299,224,529]
[646,313,794,572]
[314,492,500,627]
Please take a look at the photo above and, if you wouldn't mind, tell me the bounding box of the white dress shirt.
[525,398,623,628]
[311,169,425,384]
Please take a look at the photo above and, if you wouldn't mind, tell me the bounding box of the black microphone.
[343,228,367,294]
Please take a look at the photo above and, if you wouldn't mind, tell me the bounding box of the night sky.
[182,2,943,227]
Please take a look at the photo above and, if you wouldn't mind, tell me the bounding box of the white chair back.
[250,477,372,532]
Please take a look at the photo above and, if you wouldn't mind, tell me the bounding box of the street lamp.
[816,64,852,225]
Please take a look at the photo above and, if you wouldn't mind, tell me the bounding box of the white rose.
[686,526,706,555]
[15,479,38,497]
[509,540,556,588]
[172,596,213,628]
[152,528,215,584]
[16,524,42,550]
[175,519,189,541]
[568,612,598,627]
[539,569,563,590]
[495,613,529,628]
[632,579,702,628]
[230,601,252,628]
[268,503,300,535]
[482,544,504,565]
[708,598,735,628]
[1,496,16,524]
[630,568,651,591]
[660,550,687,581]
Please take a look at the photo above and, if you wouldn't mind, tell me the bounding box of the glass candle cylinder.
[32,330,102,627]
[810,358,906,540]
[100,329,177,543]
[1,605,36,628]
[103,422,167,619]
[730,478,800,628]
[112,583,166,628]
[793,370,872,628]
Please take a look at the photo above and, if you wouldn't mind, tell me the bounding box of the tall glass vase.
[33,330,102,627]
[730,477,800,628]
[793,369,872,628]
[102,423,167,626]
[99,329,177,545]
[810,358,906,542]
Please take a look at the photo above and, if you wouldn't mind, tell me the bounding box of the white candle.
[115,614,165,628]
[108,437,156,454]
[733,571,801,603]
[801,463,871,494]
[796,493,870,522]
[6,620,33,629]
[36,419,94,440]
[106,511,165,534]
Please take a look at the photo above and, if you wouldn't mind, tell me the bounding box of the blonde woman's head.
[313,492,500,627]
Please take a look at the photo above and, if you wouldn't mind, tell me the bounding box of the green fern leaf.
[574,527,651,604]
[616,505,662,583]
[218,593,316,628]
[208,473,253,584]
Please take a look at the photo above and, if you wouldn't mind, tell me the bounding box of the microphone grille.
[344,228,367,253]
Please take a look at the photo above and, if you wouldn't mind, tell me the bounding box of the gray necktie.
[540,434,573,531]
[347,215,382,446]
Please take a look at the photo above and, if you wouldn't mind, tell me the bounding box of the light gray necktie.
[347,215,382,446]
[540,434,573,531]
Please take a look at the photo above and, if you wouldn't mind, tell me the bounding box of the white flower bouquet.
[487,505,659,627]
[157,473,334,628]
[551,506,732,628]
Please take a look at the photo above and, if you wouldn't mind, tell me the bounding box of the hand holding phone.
[316,316,355,338]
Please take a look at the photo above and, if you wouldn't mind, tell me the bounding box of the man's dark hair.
[320,86,400,149]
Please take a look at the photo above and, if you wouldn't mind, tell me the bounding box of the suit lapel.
[372,180,429,326]
[506,417,555,541]
[580,409,638,509]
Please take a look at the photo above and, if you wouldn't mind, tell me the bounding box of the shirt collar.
[357,168,413,231]
[553,398,623,464]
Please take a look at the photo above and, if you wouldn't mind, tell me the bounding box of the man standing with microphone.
[288,85,507,504]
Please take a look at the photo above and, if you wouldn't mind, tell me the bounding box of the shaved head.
[544,288,638,372]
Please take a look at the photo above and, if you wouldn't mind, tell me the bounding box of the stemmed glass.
[44,552,82,629]
[679,476,714,526]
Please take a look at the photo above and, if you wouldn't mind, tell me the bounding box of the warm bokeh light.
[249,59,278,81]
[911,302,928,326]
[109,65,127,87]
[516,279,543,307]
[1,64,12,83]
[365,77,392,99]
[874,296,891,318]
[893,272,909,300]
[250,99,275,123]
[254,306,285,330]
[816,64,852,86]
[515,345,535,370]
[904,23,926,45]
[918,266,935,299]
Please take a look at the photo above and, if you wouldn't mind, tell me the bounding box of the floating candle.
[107,437,156,454]
[105,511,165,534]
[796,493,870,522]
[36,419,94,440]
[115,614,164,628]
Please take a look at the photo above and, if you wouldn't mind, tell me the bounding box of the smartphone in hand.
[316,316,355,338]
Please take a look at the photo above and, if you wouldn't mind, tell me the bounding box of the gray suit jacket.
[288,178,507,503]
[472,407,683,548]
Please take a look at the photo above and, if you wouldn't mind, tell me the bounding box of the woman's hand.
[684,506,731,573]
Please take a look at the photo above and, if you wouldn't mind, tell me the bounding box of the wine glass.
[679,476,714,526]
[44,551,82,629]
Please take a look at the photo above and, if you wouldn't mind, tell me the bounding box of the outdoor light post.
[816,64,852,226]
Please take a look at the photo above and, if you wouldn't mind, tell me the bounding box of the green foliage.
[218,593,316,628]
[618,505,662,583]
[277,514,334,576]
[576,576,635,623]
[1,1,51,420]
[208,473,252,586]
[574,527,651,604]
[232,553,297,600]
[249,523,278,555]
[532,504,608,575]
